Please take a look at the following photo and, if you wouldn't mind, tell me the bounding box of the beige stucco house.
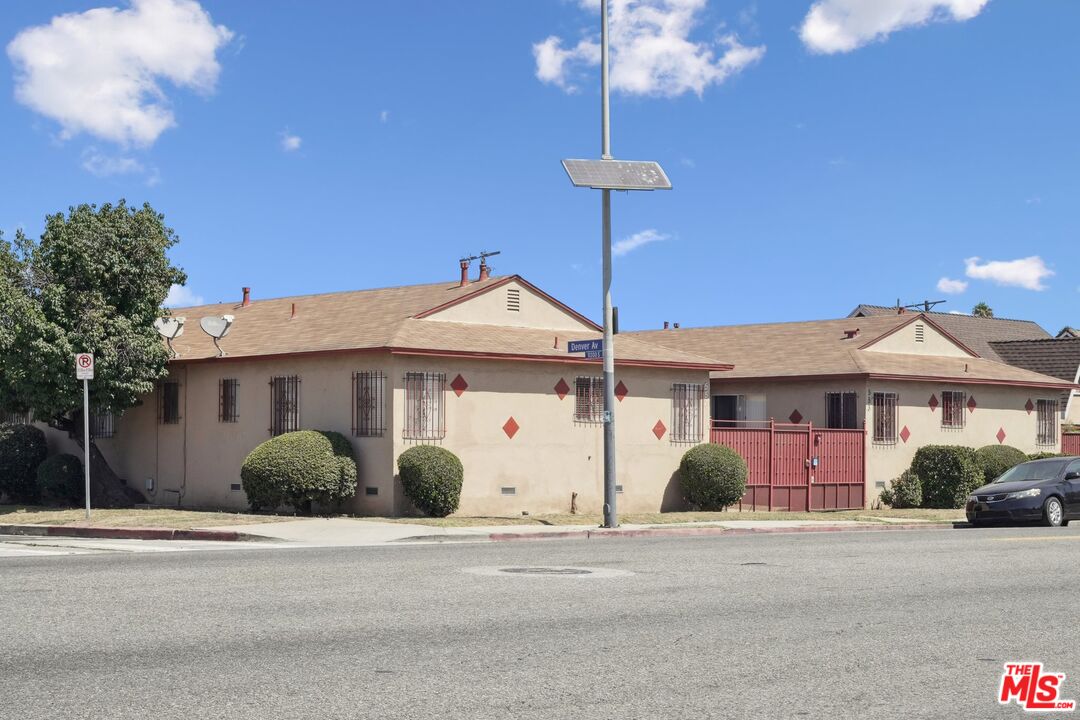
[631,312,1077,501]
[51,268,729,516]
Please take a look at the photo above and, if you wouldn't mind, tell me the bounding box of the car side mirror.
[1066,471,1080,481]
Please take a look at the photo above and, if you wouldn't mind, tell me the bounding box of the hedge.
[398,445,464,517]
[975,445,1028,484]
[910,445,984,509]
[240,430,358,513]
[1029,451,1064,461]
[0,423,48,503]
[679,444,748,511]
[36,454,84,506]
[879,469,922,509]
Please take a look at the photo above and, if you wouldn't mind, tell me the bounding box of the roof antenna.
[153,317,186,359]
[199,315,235,357]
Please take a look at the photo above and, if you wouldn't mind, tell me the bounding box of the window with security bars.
[1037,399,1059,446]
[270,376,300,436]
[872,392,898,444]
[574,377,604,423]
[826,392,858,429]
[159,381,181,424]
[91,413,116,439]
[352,371,386,437]
[403,372,445,440]
[941,391,966,429]
[671,383,704,443]
[2,409,29,425]
[219,379,239,423]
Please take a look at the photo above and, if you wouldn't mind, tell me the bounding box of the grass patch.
[0,505,278,530]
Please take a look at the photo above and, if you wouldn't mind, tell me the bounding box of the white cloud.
[280,131,302,152]
[800,0,989,54]
[936,277,968,294]
[964,256,1053,291]
[379,110,390,123]
[164,284,203,307]
[613,229,669,257]
[534,0,765,97]
[7,0,233,147]
[81,147,144,177]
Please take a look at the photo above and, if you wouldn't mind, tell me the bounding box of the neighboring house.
[631,313,1075,502]
[989,338,1080,426]
[48,265,729,515]
[1058,327,1079,339]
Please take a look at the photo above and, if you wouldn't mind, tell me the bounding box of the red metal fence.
[710,420,866,512]
[1064,433,1080,456]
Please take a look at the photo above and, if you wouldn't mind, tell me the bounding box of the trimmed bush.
[879,469,923,509]
[398,445,464,517]
[975,445,1028,483]
[1029,451,1064,461]
[36,454,84,506]
[240,430,358,513]
[679,443,748,511]
[0,423,48,503]
[910,445,984,509]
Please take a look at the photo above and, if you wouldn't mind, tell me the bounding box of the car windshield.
[992,460,1067,484]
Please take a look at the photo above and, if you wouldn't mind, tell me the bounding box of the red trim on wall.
[711,371,1076,390]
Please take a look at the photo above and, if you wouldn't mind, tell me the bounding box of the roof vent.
[915,323,925,343]
[506,288,521,312]
[844,328,860,339]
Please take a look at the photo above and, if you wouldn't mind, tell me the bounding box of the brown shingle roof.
[988,338,1080,383]
[847,304,1050,361]
[165,276,729,369]
[630,314,1074,388]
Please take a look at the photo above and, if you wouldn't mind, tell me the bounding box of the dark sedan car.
[966,456,1080,527]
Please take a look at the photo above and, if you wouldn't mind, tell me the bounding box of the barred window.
[353,371,386,437]
[826,392,858,429]
[159,381,181,425]
[219,379,239,423]
[574,377,604,423]
[2,409,29,425]
[1037,399,1059,446]
[872,392,898,444]
[941,391,966,429]
[91,413,116,439]
[404,372,445,440]
[270,376,300,436]
[671,383,704,443]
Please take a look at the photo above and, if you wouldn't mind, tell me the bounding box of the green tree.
[972,302,994,318]
[0,201,186,506]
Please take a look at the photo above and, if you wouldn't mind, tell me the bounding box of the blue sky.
[1,0,1077,334]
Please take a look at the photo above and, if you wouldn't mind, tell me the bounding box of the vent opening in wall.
[506,288,521,312]
[615,484,624,494]
[230,483,242,492]
[365,486,379,496]
[914,324,925,343]
[501,486,517,496]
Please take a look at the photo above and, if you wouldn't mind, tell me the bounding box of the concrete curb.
[488,522,963,543]
[0,524,266,542]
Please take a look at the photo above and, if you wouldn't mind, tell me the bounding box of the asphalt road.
[2,525,1078,719]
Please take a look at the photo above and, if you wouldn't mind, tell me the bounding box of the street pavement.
[1,524,1077,719]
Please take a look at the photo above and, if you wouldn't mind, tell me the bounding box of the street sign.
[75,353,94,380]
[568,339,603,354]
[585,349,603,359]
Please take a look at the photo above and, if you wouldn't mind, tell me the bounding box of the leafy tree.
[972,302,994,318]
[0,201,186,506]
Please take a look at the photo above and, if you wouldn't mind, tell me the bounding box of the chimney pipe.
[674,322,680,329]
[242,287,251,307]
[290,302,296,319]
[459,260,471,287]
[478,259,491,281]
[663,321,669,330]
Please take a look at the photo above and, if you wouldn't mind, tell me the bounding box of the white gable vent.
[506,288,521,312]
[915,323,925,343]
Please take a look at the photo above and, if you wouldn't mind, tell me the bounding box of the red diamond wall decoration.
[928,394,939,413]
[554,378,570,400]
[614,381,629,402]
[899,426,911,443]
[1025,399,1035,415]
[967,395,977,413]
[996,427,1007,444]
[652,420,667,440]
[450,374,469,397]
[789,409,803,424]
[503,417,519,439]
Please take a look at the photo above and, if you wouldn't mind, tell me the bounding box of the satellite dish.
[154,317,185,358]
[199,315,235,357]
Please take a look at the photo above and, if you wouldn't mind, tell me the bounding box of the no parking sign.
[75,353,94,380]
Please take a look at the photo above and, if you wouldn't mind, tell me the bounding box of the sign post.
[75,353,94,520]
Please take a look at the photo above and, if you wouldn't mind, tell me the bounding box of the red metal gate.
[710,421,866,511]
[1064,433,1080,456]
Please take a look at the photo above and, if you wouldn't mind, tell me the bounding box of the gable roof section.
[847,304,1050,361]
[164,275,728,370]
[414,275,600,331]
[856,312,978,357]
[1058,327,1079,339]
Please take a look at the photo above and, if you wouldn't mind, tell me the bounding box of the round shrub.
[878,469,922,509]
[240,430,358,513]
[36,454,84,506]
[0,423,48,503]
[975,445,1028,483]
[679,443,748,511]
[910,445,984,509]
[398,445,464,517]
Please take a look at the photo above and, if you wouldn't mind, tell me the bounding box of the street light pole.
[600,0,617,529]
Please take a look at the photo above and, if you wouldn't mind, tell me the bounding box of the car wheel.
[1042,497,1065,527]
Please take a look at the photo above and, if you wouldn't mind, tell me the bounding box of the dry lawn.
[0,506,279,530]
